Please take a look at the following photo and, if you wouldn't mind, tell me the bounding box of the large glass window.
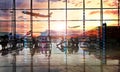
[0,0,120,72]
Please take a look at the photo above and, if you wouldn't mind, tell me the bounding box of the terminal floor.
[0,47,120,72]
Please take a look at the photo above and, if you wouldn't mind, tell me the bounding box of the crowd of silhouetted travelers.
[0,33,80,56]
[56,37,79,54]
[0,34,51,57]
[0,33,24,55]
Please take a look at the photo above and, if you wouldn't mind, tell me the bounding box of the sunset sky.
[0,0,119,36]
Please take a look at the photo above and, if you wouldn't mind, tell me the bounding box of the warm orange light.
[53,23,66,31]
[0,0,118,34]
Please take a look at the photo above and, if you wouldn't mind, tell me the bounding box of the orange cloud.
[108,2,118,7]
[104,10,118,15]
[87,1,92,4]
[89,11,99,15]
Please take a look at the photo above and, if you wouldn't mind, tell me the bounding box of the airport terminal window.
[0,0,120,72]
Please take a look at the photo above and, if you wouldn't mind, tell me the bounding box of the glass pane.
[16,10,31,21]
[50,0,66,8]
[0,11,11,20]
[16,21,30,35]
[85,21,100,31]
[33,0,48,9]
[31,10,50,21]
[50,21,66,34]
[67,21,82,35]
[33,21,48,36]
[103,9,118,20]
[67,0,83,8]
[85,9,100,20]
[85,0,100,8]
[50,10,66,20]
[67,21,83,32]
[0,22,11,32]
[67,10,83,20]
[0,0,12,9]
[103,0,118,8]
[16,0,30,9]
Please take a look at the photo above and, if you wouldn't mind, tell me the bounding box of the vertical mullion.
[100,0,106,72]
[100,0,107,65]
[100,0,103,26]
[48,0,51,72]
[13,0,16,42]
[30,0,33,38]
[12,1,16,72]
[83,0,85,37]
[118,0,120,26]
[65,0,68,72]
[83,0,86,72]
[30,1,33,72]
[48,0,50,36]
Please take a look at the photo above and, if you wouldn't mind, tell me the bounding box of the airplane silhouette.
[22,11,52,18]
[68,25,80,28]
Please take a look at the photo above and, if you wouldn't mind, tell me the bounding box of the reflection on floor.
[0,45,120,72]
